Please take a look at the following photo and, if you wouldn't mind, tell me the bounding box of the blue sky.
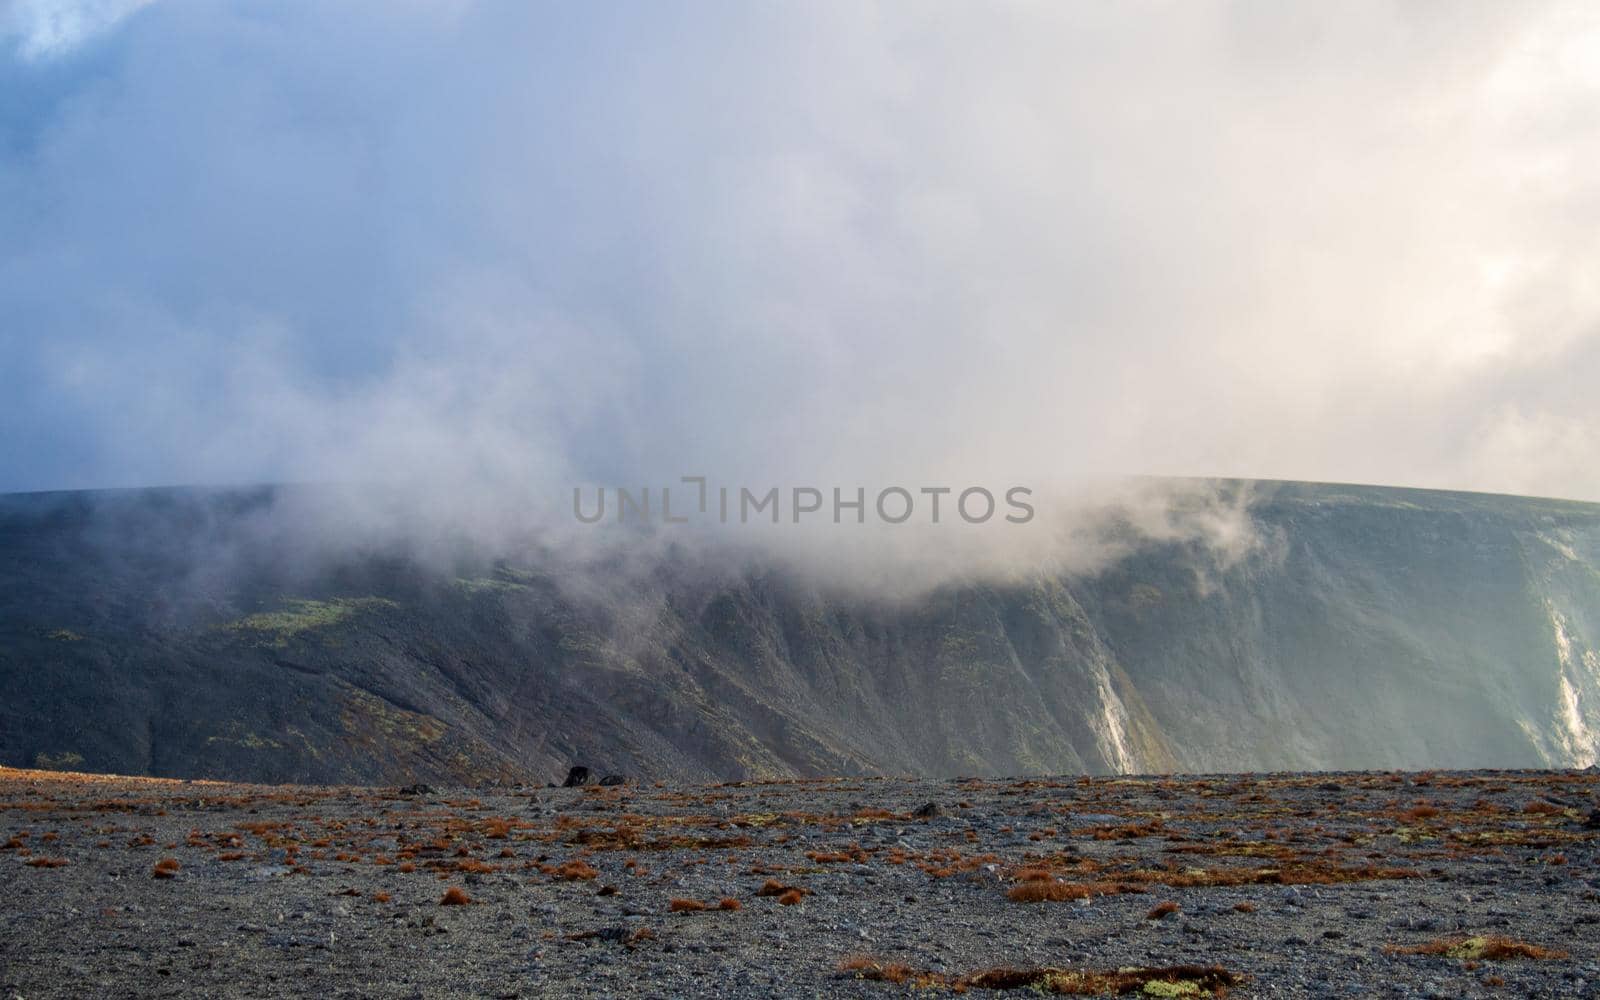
[3,0,1599,505]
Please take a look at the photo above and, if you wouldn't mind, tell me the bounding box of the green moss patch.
[33,751,85,770]
[224,597,397,646]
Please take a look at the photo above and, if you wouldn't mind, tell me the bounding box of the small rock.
[563,766,591,788]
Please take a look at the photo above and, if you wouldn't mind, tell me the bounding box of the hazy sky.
[3,0,1599,507]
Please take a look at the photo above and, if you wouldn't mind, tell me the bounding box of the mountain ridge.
[3,480,1599,784]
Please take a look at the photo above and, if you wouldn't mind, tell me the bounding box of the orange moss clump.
[668,898,707,912]
[439,886,472,906]
[151,858,181,879]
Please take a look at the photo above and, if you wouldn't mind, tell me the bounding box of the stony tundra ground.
[1,766,1598,998]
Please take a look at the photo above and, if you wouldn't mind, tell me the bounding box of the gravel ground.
[2,766,1598,998]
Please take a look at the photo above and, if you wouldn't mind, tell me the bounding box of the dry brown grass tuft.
[718,897,741,910]
[806,849,864,864]
[25,857,69,868]
[552,859,599,881]
[439,886,472,906]
[151,857,181,879]
[1386,935,1568,961]
[668,898,707,912]
[1147,900,1181,920]
[1232,901,1257,913]
[840,957,1244,996]
[777,889,804,906]
[837,957,920,985]
[852,807,898,820]
[1006,880,1141,903]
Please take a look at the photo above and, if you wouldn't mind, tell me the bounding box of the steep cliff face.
[1085,483,1600,772]
[2,481,1598,784]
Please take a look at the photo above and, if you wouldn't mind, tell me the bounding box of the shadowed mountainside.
[2,481,1598,784]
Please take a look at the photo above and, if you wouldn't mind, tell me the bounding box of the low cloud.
[3,1,1599,586]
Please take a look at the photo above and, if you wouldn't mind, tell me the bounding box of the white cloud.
[1,0,1598,566]
[2,0,153,60]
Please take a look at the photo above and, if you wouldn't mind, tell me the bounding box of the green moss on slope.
[224,597,397,646]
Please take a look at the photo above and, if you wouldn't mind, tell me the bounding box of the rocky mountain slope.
[2,481,1598,784]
